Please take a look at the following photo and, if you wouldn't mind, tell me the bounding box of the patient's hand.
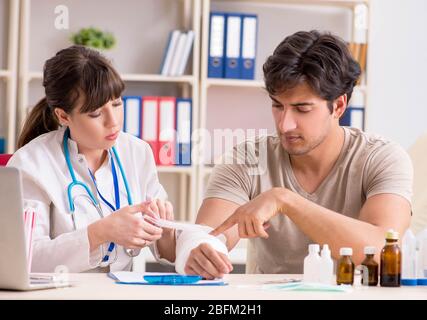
[210,189,279,239]
[184,243,233,280]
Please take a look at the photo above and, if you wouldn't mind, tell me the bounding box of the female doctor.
[8,45,176,272]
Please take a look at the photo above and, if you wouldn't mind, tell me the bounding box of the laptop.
[0,167,70,290]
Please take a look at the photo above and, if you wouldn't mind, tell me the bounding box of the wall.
[367,0,427,149]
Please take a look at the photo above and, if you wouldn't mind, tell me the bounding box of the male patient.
[173,30,413,279]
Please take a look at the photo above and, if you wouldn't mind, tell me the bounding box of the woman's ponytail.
[17,97,59,148]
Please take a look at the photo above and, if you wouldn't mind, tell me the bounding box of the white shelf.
[157,166,194,174]
[206,78,265,88]
[27,71,42,81]
[121,73,196,84]
[206,78,366,93]
[206,78,367,94]
[354,85,367,92]
[28,71,196,85]
[203,166,214,175]
[212,0,368,8]
[0,70,11,78]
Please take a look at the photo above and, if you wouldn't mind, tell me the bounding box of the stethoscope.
[63,128,140,267]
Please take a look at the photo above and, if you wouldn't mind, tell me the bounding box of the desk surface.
[1,274,426,300]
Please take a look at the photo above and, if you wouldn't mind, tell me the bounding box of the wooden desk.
[0,274,426,300]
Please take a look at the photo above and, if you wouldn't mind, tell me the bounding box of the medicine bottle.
[336,247,354,285]
[380,229,401,287]
[361,246,378,286]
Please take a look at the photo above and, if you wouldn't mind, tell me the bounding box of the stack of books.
[160,30,195,76]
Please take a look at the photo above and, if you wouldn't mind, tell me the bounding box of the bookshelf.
[0,0,19,154]
[16,0,201,222]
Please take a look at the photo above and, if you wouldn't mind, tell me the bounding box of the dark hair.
[18,45,124,148]
[263,30,361,112]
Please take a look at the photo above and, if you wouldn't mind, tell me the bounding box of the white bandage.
[175,225,228,275]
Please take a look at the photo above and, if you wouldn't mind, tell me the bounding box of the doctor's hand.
[144,199,174,222]
[184,243,233,280]
[143,199,177,262]
[143,199,175,235]
[88,203,163,251]
[210,189,285,239]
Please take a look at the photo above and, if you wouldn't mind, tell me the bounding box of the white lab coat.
[8,126,169,273]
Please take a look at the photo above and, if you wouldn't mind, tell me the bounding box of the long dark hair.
[263,30,361,112]
[18,45,124,148]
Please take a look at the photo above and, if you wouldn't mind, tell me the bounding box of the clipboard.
[108,272,228,286]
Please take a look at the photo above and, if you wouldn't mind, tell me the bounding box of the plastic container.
[143,274,202,285]
[319,244,334,284]
[303,244,320,283]
[416,228,427,285]
[402,229,417,286]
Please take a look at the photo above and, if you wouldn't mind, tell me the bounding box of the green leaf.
[70,27,116,50]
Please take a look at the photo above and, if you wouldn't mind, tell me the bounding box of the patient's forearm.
[156,229,176,262]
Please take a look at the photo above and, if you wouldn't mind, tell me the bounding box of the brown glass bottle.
[380,230,401,287]
[361,246,379,286]
[336,247,355,285]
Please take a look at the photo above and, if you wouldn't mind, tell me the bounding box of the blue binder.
[240,14,258,80]
[0,137,5,153]
[123,96,142,138]
[340,106,365,130]
[175,98,192,166]
[224,13,243,79]
[208,12,226,78]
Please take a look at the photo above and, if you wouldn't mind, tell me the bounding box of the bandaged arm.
[175,226,228,275]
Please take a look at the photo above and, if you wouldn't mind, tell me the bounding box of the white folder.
[123,97,142,137]
[176,31,195,76]
[161,30,181,76]
[142,97,159,163]
[169,33,187,76]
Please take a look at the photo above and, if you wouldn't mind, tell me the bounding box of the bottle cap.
[340,247,352,256]
[321,244,331,256]
[308,244,320,253]
[364,246,376,255]
[385,229,399,240]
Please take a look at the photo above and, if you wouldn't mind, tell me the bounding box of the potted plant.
[71,27,116,50]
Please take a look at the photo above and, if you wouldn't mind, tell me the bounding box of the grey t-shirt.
[204,127,413,274]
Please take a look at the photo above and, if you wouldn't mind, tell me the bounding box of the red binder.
[141,97,160,164]
[0,154,12,166]
[158,97,176,166]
